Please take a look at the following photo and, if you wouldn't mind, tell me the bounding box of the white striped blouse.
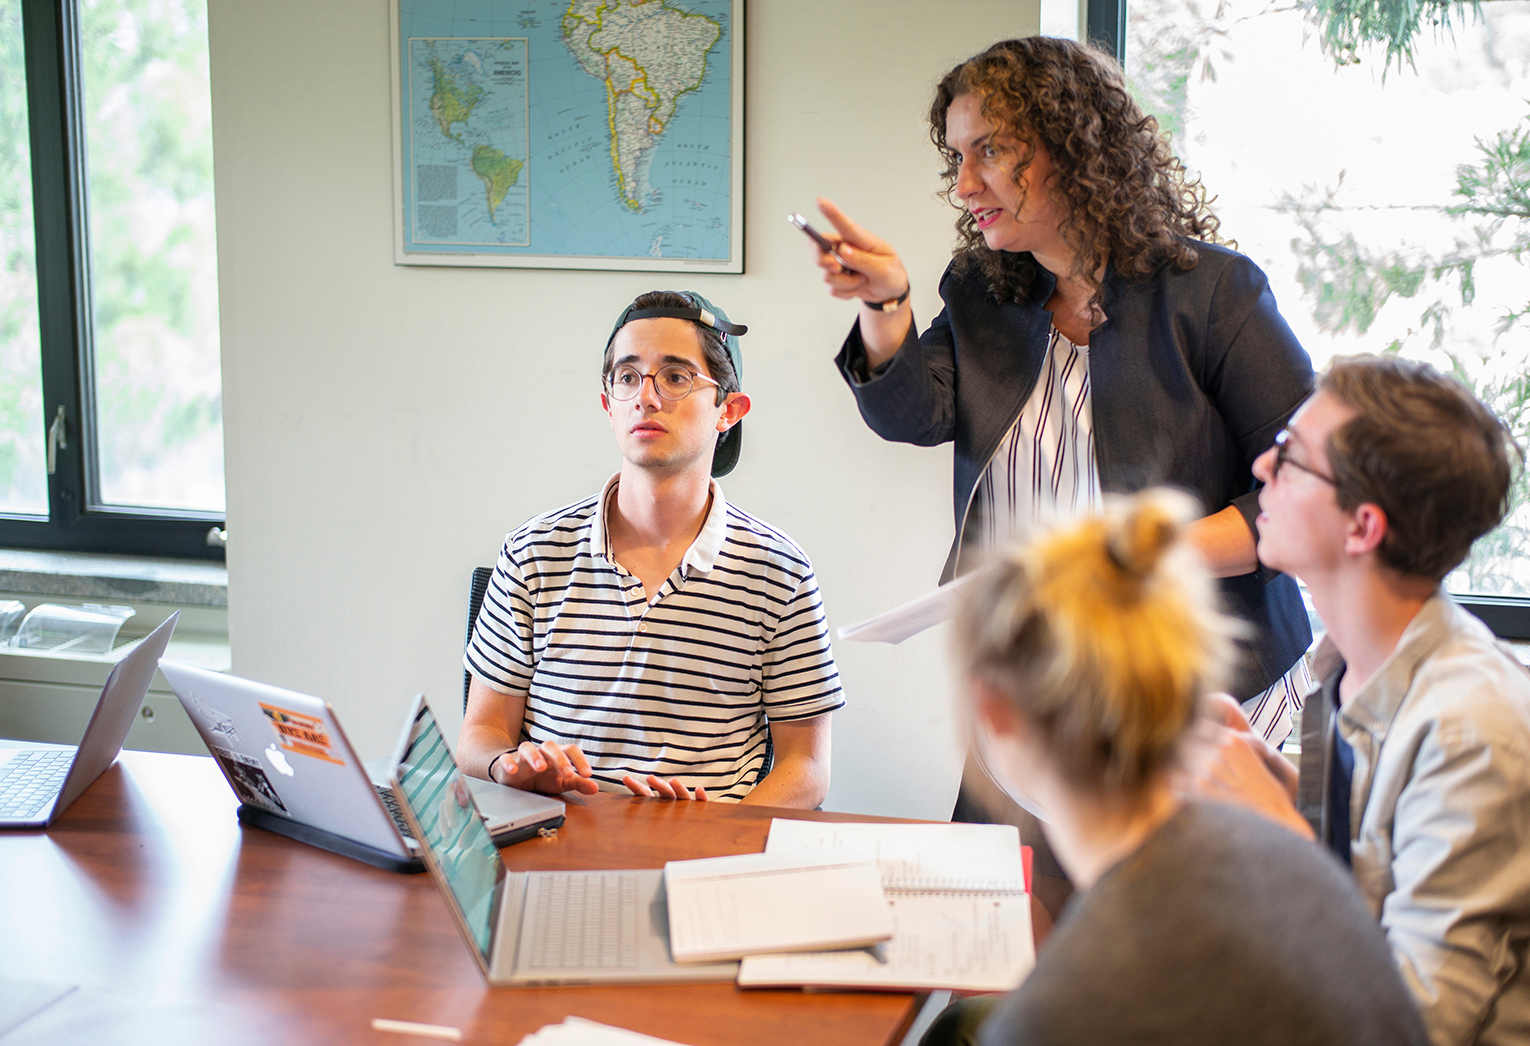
[967,327,1100,554]
[963,327,1309,744]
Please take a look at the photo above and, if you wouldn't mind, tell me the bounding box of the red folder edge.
[1022,845,1033,893]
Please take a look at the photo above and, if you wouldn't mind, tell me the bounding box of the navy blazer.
[836,242,1315,697]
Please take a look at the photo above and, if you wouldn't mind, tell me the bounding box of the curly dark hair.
[929,37,1222,304]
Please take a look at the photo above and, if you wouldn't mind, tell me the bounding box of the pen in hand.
[788,212,853,274]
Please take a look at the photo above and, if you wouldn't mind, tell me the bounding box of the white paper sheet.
[516,1017,700,1046]
[834,570,988,644]
[737,892,1034,992]
[765,819,1026,892]
[0,979,77,1038]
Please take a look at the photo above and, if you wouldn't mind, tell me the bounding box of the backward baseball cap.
[604,290,747,477]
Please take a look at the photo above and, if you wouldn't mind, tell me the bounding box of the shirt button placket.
[626,577,648,633]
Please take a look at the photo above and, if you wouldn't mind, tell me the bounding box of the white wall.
[209,0,1040,820]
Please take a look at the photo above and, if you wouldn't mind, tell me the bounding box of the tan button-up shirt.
[1299,592,1530,1045]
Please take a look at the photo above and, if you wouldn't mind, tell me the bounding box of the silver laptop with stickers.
[160,663,565,872]
[159,659,423,872]
[391,696,738,986]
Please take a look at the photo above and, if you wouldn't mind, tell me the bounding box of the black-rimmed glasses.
[604,364,720,402]
[1272,428,1336,485]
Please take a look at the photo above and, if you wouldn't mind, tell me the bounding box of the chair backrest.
[759,727,774,785]
[464,566,493,712]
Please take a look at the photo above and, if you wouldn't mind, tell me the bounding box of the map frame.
[388,0,745,273]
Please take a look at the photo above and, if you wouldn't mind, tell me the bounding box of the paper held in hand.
[663,851,892,965]
[835,569,988,645]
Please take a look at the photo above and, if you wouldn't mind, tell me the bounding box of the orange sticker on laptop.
[259,703,344,765]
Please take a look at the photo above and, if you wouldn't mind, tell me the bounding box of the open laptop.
[0,612,179,828]
[391,699,740,986]
[382,693,565,845]
[159,659,421,871]
[158,662,563,872]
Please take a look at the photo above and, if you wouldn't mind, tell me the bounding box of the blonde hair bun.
[955,488,1243,795]
[1104,490,1192,582]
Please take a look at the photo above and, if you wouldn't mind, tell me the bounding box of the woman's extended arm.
[1186,505,1260,578]
[1178,253,1314,579]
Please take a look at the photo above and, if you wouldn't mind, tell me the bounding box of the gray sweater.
[979,802,1427,1046]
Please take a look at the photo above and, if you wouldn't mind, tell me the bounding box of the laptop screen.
[395,701,503,959]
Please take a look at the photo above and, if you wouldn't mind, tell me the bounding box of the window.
[1,0,224,560]
[1111,0,1530,637]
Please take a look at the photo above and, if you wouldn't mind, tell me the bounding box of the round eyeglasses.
[1272,428,1337,485]
[604,363,720,402]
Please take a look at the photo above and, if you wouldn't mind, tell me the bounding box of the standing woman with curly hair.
[812,37,1316,834]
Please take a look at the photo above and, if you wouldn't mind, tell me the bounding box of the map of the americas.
[424,49,527,222]
[398,0,735,265]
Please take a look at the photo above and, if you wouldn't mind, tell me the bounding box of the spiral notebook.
[664,851,892,964]
[735,820,1036,992]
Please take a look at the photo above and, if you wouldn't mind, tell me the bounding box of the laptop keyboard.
[374,784,417,840]
[527,871,641,969]
[0,749,74,818]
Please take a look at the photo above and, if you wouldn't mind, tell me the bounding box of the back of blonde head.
[954,490,1242,795]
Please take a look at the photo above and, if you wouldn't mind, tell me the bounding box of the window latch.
[46,406,67,475]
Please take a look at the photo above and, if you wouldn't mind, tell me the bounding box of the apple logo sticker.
[264,743,295,777]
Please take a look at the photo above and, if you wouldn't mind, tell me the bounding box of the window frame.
[4,0,225,563]
[1088,0,1126,65]
[1093,0,1530,640]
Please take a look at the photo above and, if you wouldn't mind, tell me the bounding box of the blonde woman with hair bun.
[921,490,1426,1046]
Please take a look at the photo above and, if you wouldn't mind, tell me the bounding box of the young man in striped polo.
[458,291,843,808]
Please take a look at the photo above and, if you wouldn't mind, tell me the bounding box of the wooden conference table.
[0,750,1036,1046]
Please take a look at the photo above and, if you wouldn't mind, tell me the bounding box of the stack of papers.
[664,851,892,964]
[736,820,1036,992]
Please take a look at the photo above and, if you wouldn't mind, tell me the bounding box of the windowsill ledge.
[0,548,227,609]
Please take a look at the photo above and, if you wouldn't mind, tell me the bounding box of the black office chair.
[464,566,493,712]
[463,564,774,781]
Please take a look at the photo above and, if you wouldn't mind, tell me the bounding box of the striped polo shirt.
[464,474,844,801]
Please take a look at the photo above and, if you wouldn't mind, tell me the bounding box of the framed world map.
[389,0,743,272]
